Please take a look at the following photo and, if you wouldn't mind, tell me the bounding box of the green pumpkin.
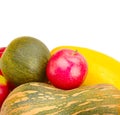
[1,36,50,86]
[1,83,120,115]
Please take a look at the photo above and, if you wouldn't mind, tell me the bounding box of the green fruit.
[1,82,120,115]
[1,36,50,86]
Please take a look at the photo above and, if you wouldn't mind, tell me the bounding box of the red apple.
[0,47,6,75]
[0,75,10,107]
[0,70,2,76]
[46,49,88,90]
[0,47,6,58]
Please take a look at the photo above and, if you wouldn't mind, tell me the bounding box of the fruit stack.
[0,36,120,115]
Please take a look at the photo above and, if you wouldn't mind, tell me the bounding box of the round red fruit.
[46,49,88,90]
[0,75,10,107]
[0,70,3,76]
[0,47,6,75]
[0,47,6,58]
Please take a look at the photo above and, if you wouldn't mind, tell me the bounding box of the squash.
[1,36,50,86]
[1,82,120,115]
[51,45,120,90]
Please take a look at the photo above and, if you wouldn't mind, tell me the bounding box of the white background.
[0,0,120,61]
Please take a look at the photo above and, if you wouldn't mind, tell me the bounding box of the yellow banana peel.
[51,46,120,89]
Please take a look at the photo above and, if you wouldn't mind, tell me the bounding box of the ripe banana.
[51,46,120,89]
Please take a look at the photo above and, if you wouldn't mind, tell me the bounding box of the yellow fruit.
[51,46,120,89]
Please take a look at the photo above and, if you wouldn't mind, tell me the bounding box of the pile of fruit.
[0,36,120,114]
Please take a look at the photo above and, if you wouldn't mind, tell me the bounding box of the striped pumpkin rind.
[1,82,120,115]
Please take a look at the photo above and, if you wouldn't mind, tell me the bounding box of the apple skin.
[0,69,2,75]
[0,47,6,58]
[0,75,10,107]
[0,47,6,75]
[46,49,88,90]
